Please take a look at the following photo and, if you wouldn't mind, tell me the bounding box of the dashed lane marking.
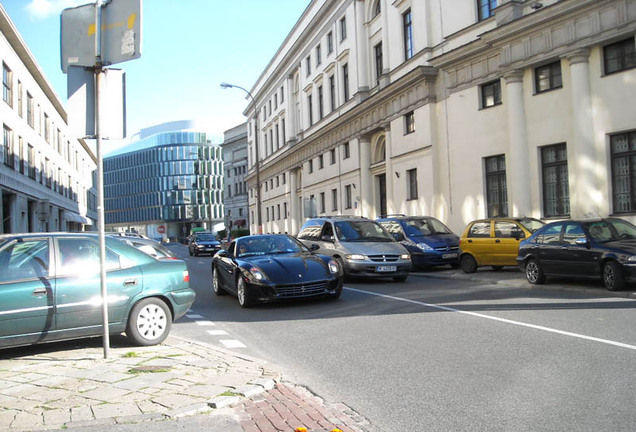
[195,320,216,326]
[346,286,636,351]
[206,330,228,336]
[186,314,204,319]
[220,339,247,348]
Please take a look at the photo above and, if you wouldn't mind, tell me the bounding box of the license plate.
[376,265,397,272]
[442,253,458,259]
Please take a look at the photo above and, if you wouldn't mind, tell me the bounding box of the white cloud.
[26,0,88,20]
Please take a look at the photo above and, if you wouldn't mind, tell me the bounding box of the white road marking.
[195,320,216,326]
[206,330,228,336]
[186,314,204,319]
[220,339,246,348]
[345,286,636,351]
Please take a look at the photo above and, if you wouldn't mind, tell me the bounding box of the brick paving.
[235,382,370,432]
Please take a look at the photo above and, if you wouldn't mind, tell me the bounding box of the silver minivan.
[297,216,411,281]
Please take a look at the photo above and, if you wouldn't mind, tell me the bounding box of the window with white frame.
[478,0,497,21]
[406,169,418,200]
[340,16,347,41]
[2,63,12,107]
[535,61,562,93]
[481,80,501,108]
[403,9,413,61]
[604,38,636,75]
[345,184,352,209]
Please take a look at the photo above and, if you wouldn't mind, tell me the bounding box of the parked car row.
[211,214,636,308]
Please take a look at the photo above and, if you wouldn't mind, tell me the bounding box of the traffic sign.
[61,0,142,73]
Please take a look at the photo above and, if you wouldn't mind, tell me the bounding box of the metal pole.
[95,0,110,359]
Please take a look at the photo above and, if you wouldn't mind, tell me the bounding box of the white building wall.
[240,0,636,235]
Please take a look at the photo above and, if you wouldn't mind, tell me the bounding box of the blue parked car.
[377,215,460,269]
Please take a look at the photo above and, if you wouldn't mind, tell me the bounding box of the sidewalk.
[0,336,370,432]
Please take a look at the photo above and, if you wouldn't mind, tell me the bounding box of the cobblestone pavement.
[0,336,370,432]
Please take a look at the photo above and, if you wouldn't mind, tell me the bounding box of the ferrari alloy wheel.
[212,266,226,296]
[237,277,253,308]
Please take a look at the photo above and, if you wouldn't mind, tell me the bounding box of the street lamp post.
[220,82,262,234]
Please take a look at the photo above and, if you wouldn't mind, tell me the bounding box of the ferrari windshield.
[236,235,306,257]
[334,220,393,242]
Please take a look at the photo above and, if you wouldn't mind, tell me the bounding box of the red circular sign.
[157,225,166,234]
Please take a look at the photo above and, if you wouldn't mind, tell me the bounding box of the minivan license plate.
[442,253,458,259]
[376,265,397,272]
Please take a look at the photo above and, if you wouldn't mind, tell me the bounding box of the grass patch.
[123,352,139,358]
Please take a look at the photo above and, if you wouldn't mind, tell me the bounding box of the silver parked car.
[297,216,411,281]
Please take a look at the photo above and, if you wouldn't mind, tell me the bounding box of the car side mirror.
[216,250,228,258]
[309,243,320,251]
[393,232,404,241]
[321,235,334,243]
[575,237,590,248]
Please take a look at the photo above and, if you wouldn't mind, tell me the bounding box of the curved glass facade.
[104,131,223,228]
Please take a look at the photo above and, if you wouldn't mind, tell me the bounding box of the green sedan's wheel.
[212,266,226,296]
[126,298,172,346]
[237,277,254,308]
[525,259,545,285]
[460,254,477,274]
[603,261,625,291]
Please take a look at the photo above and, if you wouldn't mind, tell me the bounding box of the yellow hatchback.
[459,217,544,273]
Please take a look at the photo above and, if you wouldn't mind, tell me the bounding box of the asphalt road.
[169,243,636,432]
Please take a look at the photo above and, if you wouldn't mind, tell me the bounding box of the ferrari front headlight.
[249,266,266,280]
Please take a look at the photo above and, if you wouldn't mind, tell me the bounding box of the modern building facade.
[239,0,636,235]
[104,121,224,241]
[0,5,97,234]
[221,123,249,234]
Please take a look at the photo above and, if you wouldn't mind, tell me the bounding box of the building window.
[345,185,352,209]
[404,111,415,134]
[17,81,22,117]
[374,43,383,85]
[611,131,636,214]
[3,124,13,168]
[2,63,12,107]
[342,63,349,102]
[403,9,413,61]
[542,143,570,217]
[485,155,507,217]
[373,0,381,18]
[407,169,418,200]
[308,94,313,126]
[27,92,34,128]
[331,188,338,211]
[330,148,336,165]
[282,173,286,184]
[329,75,336,111]
[306,55,311,76]
[281,85,284,103]
[481,80,501,108]
[316,44,322,66]
[277,204,281,220]
[308,159,313,174]
[478,0,497,21]
[318,85,324,120]
[343,142,350,159]
[340,16,347,41]
[604,38,636,75]
[320,192,325,214]
[327,31,333,54]
[318,154,324,170]
[535,61,562,93]
[284,202,288,219]
[28,144,35,179]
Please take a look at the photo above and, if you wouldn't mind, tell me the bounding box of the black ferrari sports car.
[211,234,343,307]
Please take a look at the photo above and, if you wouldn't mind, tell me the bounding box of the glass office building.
[104,124,223,241]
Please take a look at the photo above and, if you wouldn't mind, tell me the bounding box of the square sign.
[61,0,142,72]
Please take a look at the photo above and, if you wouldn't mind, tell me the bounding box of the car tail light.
[183,270,190,283]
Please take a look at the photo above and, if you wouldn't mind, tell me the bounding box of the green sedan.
[0,233,195,349]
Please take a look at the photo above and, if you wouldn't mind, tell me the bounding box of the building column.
[384,125,395,215]
[355,0,369,92]
[289,168,300,234]
[503,70,531,217]
[359,137,372,217]
[566,49,598,217]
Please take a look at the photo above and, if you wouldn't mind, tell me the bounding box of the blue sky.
[2,0,310,148]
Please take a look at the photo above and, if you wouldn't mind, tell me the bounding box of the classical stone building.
[239,0,636,235]
[0,5,97,234]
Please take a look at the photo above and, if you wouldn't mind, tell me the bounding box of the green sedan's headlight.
[345,254,365,260]
[328,259,339,274]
